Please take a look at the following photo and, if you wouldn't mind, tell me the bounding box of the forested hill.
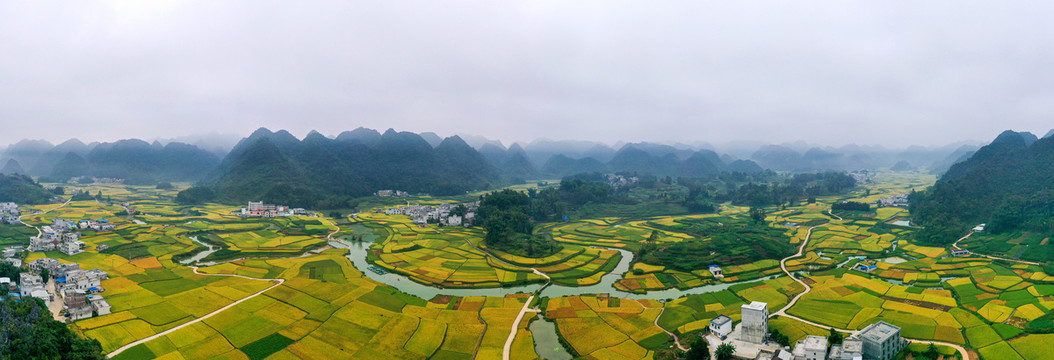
[199,128,501,208]
[910,130,1054,243]
[540,145,765,178]
[0,174,55,204]
[45,139,220,185]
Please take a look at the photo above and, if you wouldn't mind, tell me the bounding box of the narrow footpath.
[106,267,285,358]
[107,216,348,358]
[769,211,973,360]
[952,232,1041,266]
[19,198,73,237]
[502,268,551,360]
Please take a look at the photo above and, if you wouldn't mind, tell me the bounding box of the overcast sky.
[1,1,1051,148]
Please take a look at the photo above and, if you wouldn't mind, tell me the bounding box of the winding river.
[331,224,779,359]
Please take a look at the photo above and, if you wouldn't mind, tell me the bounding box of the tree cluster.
[0,298,105,359]
[911,132,1054,244]
[0,174,54,205]
[831,201,870,212]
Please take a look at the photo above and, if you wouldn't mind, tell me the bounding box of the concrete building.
[756,349,793,360]
[18,273,43,297]
[59,240,86,256]
[856,321,906,360]
[29,288,50,303]
[791,335,827,360]
[829,339,863,360]
[710,315,733,339]
[88,294,111,316]
[709,265,724,278]
[739,301,769,344]
[64,289,93,320]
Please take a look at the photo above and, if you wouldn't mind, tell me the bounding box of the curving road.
[106,267,284,358]
[19,198,73,237]
[952,232,1042,266]
[108,215,345,358]
[768,211,973,360]
[652,307,687,352]
[503,268,550,360]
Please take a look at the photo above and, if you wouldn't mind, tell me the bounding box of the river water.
[179,236,218,265]
[332,224,780,359]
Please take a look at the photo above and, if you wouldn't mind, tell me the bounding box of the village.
[2,250,112,322]
[234,201,310,218]
[380,201,479,227]
[704,300,907,360]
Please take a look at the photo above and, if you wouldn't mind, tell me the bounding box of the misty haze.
[0,2,1051,360]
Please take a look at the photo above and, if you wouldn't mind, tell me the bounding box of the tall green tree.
[686,337,710,360]
[715,343,735,360]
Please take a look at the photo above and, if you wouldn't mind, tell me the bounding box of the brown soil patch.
[389,261,407,267]
[616,313,635,320]
[832,286,855,297]
[802,278,817,285]
[1041,238,1049,245]
[547,308,576,319]
[852,235,868,240]
[431,295,453,304]
[413,268,430,276]
[881,296,952,311]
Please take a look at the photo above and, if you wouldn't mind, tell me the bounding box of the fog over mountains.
[0,127,1003,184]
[1,127,1051,209]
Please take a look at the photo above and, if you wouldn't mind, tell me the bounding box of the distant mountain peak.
[1,159,25,175]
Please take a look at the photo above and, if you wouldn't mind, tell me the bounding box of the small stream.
[179,236,218,265]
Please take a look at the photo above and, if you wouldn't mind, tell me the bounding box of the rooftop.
[841,339,863,352]
[859,321,901,343]
[742,301,768,311]
[710,315,732,325]
[802,335,827,351]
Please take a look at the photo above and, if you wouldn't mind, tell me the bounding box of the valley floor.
[7,175,1051,360]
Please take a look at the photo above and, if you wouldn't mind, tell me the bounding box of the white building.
[19,273,43,297]
[709,265,724,278]
[739,301,769,344]
[709,315,733,339]
[29,288,50,303]
[791,335,827,360]
[88,294,111,316]
[60,240,86,256]
[829,339,863,360]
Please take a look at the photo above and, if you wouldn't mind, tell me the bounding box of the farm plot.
[112,252,535,360]
[544,295,666,359]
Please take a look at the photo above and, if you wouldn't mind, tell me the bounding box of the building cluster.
[849,171,872,185]
[68,177,124,184]
[3,257,111,321]
[706,301,907,360]
[236,201,308,218]
[0,202,20,224]
[375,190,409,197]
[788,322,906,360]
[875,194,909,207]
[381,202,479,226]
[605,174,639,188]
[2,246,23,268]
[28,218,104,255]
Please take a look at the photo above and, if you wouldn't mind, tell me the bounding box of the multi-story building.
[791,335,827,360]
[709,315,732,339]
[855,321,906,360]
[828,338,863,360]
[739,301,769,344]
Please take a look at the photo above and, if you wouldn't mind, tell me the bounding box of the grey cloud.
[0,1,1051,148]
